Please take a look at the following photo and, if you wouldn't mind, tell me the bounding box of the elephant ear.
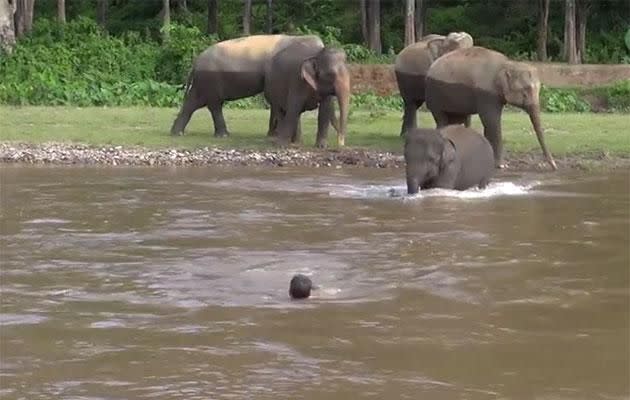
[427,38,445,62]
[497,67,513,100]
[301,57,318,92]
[439,138,457,172]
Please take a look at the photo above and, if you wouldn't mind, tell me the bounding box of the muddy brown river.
[1,166,628,399]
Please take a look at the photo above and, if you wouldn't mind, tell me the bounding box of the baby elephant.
[404,125,494,194]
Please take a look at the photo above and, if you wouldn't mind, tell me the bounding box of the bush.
[155,24,218,84]
[540,86,591,113]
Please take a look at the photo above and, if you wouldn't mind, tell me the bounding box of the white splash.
[328,181,539,200]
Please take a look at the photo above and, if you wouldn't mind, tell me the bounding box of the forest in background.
[0,0,628,110]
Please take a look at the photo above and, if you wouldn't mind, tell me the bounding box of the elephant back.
[395,37,443,75]
[427,46,508,88]
[194,34,323,74]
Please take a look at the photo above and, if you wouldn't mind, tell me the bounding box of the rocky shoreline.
[1,142,628,171]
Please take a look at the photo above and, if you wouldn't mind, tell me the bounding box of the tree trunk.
[96,0,108,28]
[243,0,251,35]
[207,0,218,35]
[360,0,368,44]
[57,0,65,24]
[0,0,16,53]
[576,0,590,63]
[366,0,381,54]
[563,0,578,64]
[14,0,34,38]
[266,0,272,33]
[404,0,415,46]
[177,0,188,12]
[415,0,427,38]
[161,0,170,40]
[536,0,550,61]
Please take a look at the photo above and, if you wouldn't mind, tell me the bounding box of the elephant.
[425,46,557,170]
[169,34,323,138]
[394,32,473,137]
[404,125,495,194]
[264,41,350,148]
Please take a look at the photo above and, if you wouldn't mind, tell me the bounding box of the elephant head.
[404,129,457,195]
[427,32,474,62]
[497,62,557,170]
[301,48,350,146]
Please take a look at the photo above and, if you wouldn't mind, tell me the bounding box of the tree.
[13,0,35,38]
[415,0,428,39]
[0,0,16,53]
[360,0,368,44]
[536,0,550,60]
[563,0,578,64]
[404,0,415,46]
[243,0,251,35]
[161,0,170,40]
[266,0,272,33]
[576,0,592,62]
[177,0,188,13]
[57,0,65,24]
[207,0,218,35]
[366,0,381,54]
[96,0,108,28]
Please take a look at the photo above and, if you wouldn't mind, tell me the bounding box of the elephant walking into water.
[394,32,473,137]
[425,46,557,170]
[265,41,350,148]
[170,34,323,138]
[404,125,495,194]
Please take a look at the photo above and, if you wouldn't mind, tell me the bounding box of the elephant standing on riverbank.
[425,46,557,170]
[169,34,323,138]
[404,125,495,194]
[264,41,350,148]
[394,32,473,137]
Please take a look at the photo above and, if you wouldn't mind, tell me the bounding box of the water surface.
[1,166,628,399]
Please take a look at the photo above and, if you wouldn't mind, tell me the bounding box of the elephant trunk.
[334,69,350,147]
[528,104,557,171]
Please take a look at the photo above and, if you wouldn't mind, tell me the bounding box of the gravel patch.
[1,142,627,171]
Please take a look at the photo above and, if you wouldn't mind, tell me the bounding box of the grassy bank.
[1,107,629,157]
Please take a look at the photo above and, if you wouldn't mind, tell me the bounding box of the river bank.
[2,142,628,171]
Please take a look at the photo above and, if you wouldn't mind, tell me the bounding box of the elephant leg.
[400,100,418,136]
[479,108,504,168]
[275,98,304,147]
[292,115,303,144]
[315,97,333,148]
[267,106,281,137]
[170,91,205,136]
[431,110,450,128]
[464,115,472,128]
[208,102,229,137]
[446,113,469,126]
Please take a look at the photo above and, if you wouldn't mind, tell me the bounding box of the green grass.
[1,106,629,156]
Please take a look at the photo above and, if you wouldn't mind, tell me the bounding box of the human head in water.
[289,274,312,299]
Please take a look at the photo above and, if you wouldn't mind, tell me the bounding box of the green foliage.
[156,24,218,84]
[625,28,630,52]
[591,80,630,112]
[540,86,592,113]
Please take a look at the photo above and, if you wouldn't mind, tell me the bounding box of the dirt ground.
[349,63,630,96]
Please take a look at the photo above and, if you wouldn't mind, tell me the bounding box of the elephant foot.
[214,130,230,138]
[171,130,184,136]
[272,136,290,148]
[315,141,327,149]
[267,130,277,137]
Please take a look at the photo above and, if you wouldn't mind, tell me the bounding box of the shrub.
[540,86,591,113]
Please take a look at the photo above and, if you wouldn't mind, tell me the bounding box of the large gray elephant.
[394,32,473,137]
[404,125,495,194]
[425,46,557,170]
[170,34,323,138]
[265,41,350,148]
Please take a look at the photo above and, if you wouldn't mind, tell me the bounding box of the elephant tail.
[181,70,194,97]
